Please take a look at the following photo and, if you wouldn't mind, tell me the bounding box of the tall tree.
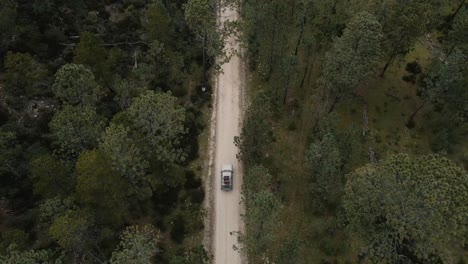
[234,91,273,167]
[0,247,63,264]
[30,154,74,198]
[0,129,24,199]
[445,3,467,54]
[144,2,175,46]
[49,105,106,158]
[343,154,468,263]
[76,150,130,223]
[1,52,48,98]
[320,11,382,105]
[0,1,17,51]
[110,224,160,264]
[52,64,101,106]
[422,48,468,122]
[99,123,149,189]
[371,0,436,76]
[127,90,186,163]
[73,31,111,82]
[185,0,225,80]
[306,133,343,208]
[49,209,94,254]
[242,191,282,257]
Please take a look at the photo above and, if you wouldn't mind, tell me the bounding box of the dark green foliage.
[52,64,101,106]
[344,154,468,263]
[406,61,422,74]
[110,225,159,264]
[241,165,282,258]
[307,133,343,209]
[0,229,29,253]
[169,245,212,264]
[49,105,106,158]
[234,91,273,167]
[320,12,382,97]
[422,48,468,122]
[30,154,74,198]
[0,129,26,199]
[0,0,207,262]
[1,52,49,100]
[127,90,187,163]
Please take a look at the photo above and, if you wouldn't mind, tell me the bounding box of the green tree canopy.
[49,209,94,253]
[99,123,149,189]
[1,51,48,97]
[422,48,468,122]
[30,154,74,198]
[0,1,17,49]
[110,224,160,264]
[234,91,273,167]
[306,133,343,208]
[320,11,382,97]
[49,105,106,158]
[144,2,175,46]
[52,63,101,105]
[0,246,63,264]
[128,90,186,163]
[76,150,130,223]
[73,31,111,81]
[243,190,282,257]
[0,129,24,199]
[343,154,468,263]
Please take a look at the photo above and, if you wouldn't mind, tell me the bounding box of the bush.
[170,215,186,244]
[405,61,422,74]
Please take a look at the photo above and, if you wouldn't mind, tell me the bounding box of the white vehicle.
[221,164,233,191]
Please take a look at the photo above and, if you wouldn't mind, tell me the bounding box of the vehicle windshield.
[223,176,230,184]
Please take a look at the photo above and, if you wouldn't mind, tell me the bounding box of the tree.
[110,224,160,264]
[0,246,63,264]
[343,154,468,263]
[0,129,24,199]
[76,150,130,223]
[99,123,149,190]
[446,4,468,54]
[0,1,17,50]
[274,233,304,264]
[73,31,111,82]
[1,52,48,98]
[143,2,175,46]
[39,196,75,225]
[234,91,273,167]
[0,229,29,253]
[169,245,212,264]
[242,191,282,257]
[422,48,468,122]
[242,165,273,201]
[30,154,73,198]
[49,209,94,253]
[320,11,382,102]
[306,133,343,208]
[370,0,436,76]
[127,90,186,163]
[185,0,225,80]
[112,76,147,110]
[49,105,106,158]
[52,64,101,106]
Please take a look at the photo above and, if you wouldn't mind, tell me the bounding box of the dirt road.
[211,3,244,264]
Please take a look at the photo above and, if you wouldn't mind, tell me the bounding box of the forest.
[1,0,467,263]
[235,0,468,263]
[0,0,222,263]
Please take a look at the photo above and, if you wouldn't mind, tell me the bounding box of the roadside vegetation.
[236,0,468,263]
[0,0,222,262]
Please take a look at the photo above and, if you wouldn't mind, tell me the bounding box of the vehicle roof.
[222,164,233,171]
